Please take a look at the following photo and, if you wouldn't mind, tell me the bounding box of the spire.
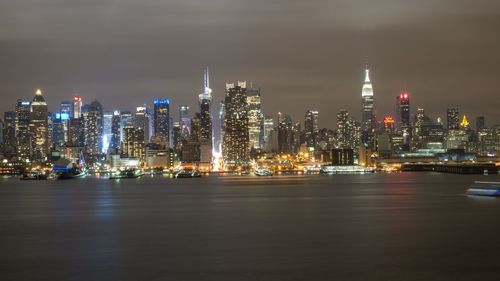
[36,89,42,95]
[460,115,469,128]
[364,69,370,83]
[199,67,212,101]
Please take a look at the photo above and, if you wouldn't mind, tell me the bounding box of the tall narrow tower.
[198,68,213,149]
[361,68,375,148]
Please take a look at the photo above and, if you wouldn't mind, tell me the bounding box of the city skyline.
[1,1,500,127]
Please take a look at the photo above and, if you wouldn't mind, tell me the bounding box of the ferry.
[56,168,87,180]
[109,168,145,179]
[254,168,273,176]
[466,181,500,197]
[20,171,48,180]
[320,165,375,174]
[174,170,201,178]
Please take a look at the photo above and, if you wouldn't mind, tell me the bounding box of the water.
[1,173,499,281]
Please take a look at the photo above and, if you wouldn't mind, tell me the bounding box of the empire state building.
[361,68,375,148]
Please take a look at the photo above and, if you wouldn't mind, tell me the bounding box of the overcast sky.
[1,0,499,128]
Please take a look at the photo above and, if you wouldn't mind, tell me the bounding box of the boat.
[56,168,87,180]
[320,165,375,174]
[20,171,48,180]
[109,168,145,179]
[466,181,500,197]
[254,168,273,176]
[175,170,201,178]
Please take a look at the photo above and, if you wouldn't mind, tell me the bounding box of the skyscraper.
[304,110,319,148]
[278,114,294,154]
[122,126,145,159]
[153,98,170,147]
[83,100,103,156]
[476,116,485,131]
[263,116,274,149]
[222,82,249,167]
[103,111,114,153]
[361,69,375,148]
[396,92,411,150]
[247,87,263,149]
[72,96,82,119]
[198,68,213,148]
[336,110,359,149]
[15,99,31,160]
[29,89,49,161]
[134,106,151,143]
[109,111,121,154]
[447,108,460,130]
[2,111,16,156]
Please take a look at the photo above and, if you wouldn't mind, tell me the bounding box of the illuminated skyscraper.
[122,126,145,159]
[336,110,359,149]
[153,98,170,147]
[278,114,293,154]
[263,116,274,148]
[222,82,249,167]
[198,68,213,148]
[246,87,263,149]
[15,99,31,160]
[134,106,151,143]
[304,110,319,148]
[83,100,103,156]
[72,96,82,119]
[396,92,411,150]
[2,111,16,156]
[29,89,49,161]
[103,111,113,153]
[109,111,121,154]
[361,69,375,148]
[446,108,460,130]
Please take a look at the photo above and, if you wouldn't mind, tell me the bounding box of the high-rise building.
[122,126,145,159]
[304,110,319,148]
[361,69,375,148]
[109,111,121,154]
[446,108,460,130]
[278,114,294,154]
[198,68,213,148]
[60,101,72,114]
[68,117,85,147]
[222,82,249,167]
[72,96,82,119]
[476,116,485,131]
[102,111,114,153]
[396,92,411,150]
[2,111,16,156]
[134,106,151,143]
[153,98,170,147]
[29,89,49,161]
[336,110,360,150]
[263,116,274,149]
[247,87,263,149]
[83,100,103,156]
[51,112,70,147]
[16,99,31,160]
[179,105,191,137]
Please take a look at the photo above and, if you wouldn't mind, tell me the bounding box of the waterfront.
[1,173,500,280]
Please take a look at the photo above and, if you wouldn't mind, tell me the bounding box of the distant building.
[2,111,16,157]
[332,148,354,166]
[247,87,263,149]
[72,96,82,119]
[304,110,319,148]
[15,99,31,161]
[198,68,213,149]
[336,110,359,150]
[361,69,375,148]
[153,98,170,147]
[122,126,145,159]
[396,92,411,151]
[83,100,103,156]
[222,81,250,167]
[446,108,460,130]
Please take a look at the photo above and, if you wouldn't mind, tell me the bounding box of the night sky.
[1,0,499,128]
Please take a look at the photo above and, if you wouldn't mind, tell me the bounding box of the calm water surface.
[1,172,499,281]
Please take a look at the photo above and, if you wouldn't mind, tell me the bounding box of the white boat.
[254,168,273,176]
[466,181,500,197]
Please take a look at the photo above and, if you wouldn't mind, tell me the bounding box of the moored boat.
[466,181,500,197]
[109,168,145,179]
[20,171,48,180]
[254,168,273,176]
[174,170,201,178]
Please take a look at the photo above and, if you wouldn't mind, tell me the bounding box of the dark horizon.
[1,0,499,127]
